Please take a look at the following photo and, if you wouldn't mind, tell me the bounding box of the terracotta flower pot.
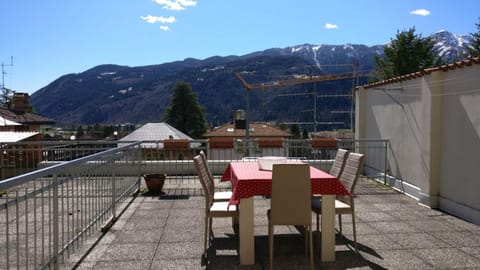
[143,173,166,193]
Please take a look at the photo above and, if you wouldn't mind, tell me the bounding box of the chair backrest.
[199,150,210,173]
[199,151,215,186]
[193,155,213,208]
[338,153,364,195]
[270,163,311,225]
[330,148,349,178]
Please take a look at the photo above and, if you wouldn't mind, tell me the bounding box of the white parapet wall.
[39,159,334,177]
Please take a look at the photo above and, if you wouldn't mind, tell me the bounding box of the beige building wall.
[356,61,480,224]
[437,65,480,223]
[357,79,426,191]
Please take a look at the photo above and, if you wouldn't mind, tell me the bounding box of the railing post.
[5,192,9,270]
[384,140,388,185]
[111,160,117,220]
[52,173,59,270]
[137,145,142,190]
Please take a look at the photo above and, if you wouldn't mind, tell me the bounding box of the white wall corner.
[418,191,439,208]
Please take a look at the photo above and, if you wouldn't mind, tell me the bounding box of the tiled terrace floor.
[66,177,480,269]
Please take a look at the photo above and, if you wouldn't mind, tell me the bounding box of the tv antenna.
[1,56,14,91]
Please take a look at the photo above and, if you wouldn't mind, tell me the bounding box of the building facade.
[356,57,480,224]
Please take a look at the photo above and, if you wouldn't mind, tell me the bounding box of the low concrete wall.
[39,160,334,177]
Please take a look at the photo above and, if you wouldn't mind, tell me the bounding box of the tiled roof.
[204,122,291,138]
[0,131,39,143]
[0,116,20,126]
[360,57,480,89]
[119,122,195,148]
[0,106,54,125]
[120,123,193,141]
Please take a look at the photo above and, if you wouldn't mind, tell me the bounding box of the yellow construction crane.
[235,71,370,91]
[234,70,372,150]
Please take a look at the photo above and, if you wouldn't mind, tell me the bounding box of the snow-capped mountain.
[31,30,472,126]
[431,30,471,63]
[259,30,472,71]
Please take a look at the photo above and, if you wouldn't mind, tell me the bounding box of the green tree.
[163,81,207,138]
[302,128,309,139]
[468,18,480,57]
[103,125,114,138]
[375,27,440,79]
[76,126,85,138]
[290,124,301,139]
[0,87,14,108]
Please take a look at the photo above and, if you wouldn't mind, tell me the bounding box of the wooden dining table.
[221,161,351,265]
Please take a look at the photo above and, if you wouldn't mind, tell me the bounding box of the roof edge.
[359,57,480,90]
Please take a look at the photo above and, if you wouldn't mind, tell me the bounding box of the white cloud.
[141,15,176,24]
[160,25,170,31]
[153,0,197,11]
[142,0,197,31]
[410,9,431,16]
[325,23,339,29]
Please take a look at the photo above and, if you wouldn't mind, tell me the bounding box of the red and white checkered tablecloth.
[221,162,350,205]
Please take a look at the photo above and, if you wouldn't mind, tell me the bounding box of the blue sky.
[1,0,479,94]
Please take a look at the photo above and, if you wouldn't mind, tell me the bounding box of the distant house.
[204,119,291,160]
[355,57,480,224]
[0,93,54,134]
[119,122,196,160]
[0,93,55,178]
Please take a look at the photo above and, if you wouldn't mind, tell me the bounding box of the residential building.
[119,122,195,160]
[355,57,480,224]
[204,117,291,160]
[0,93,55,178]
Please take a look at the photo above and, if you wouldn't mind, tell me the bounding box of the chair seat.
[209,201,237,214]
[213,191,233,201]
[311,198,351,211]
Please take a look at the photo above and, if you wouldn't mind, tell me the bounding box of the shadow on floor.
[203,229,390,270]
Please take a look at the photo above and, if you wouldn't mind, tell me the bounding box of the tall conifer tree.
[375,27,440,79]
[468,18,480,57]
[163,81,207,138]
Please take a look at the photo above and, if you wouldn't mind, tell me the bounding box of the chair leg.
[304,226,307,255]
[352,212,358,253]
[208,218,213,245]
[204,216,209,254]
[232,215,239,226]
[338,214,342,234]
[308,225,314,270]
[269,223,274,270]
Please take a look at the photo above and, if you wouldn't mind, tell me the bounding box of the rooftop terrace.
[64,176,480,269]
[1,140,479,269]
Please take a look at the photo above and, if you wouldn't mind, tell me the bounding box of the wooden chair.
[268,163,313,270]
[312,148,349,228]
[311,152,364,252]
[193,155,238,255]
[199,151,233,201]
[329,148,350,178]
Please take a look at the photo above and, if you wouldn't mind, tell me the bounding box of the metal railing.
[0,138,389,269]
[1,138,390,182]
[338,139,390,184]
[0,141,118,180]
[0,142,142,270]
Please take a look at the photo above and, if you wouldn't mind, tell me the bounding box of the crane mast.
[235,70,371,148]
[235,71,368,91]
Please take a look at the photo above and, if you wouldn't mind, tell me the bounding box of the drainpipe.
[245,89,250,156]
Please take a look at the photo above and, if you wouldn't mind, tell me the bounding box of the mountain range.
[30,30,472,130]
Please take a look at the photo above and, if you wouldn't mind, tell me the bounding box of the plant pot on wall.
[143,173,166,194]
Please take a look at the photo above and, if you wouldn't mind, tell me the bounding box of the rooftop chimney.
[234,110,246,129]
[11,93,31,114]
